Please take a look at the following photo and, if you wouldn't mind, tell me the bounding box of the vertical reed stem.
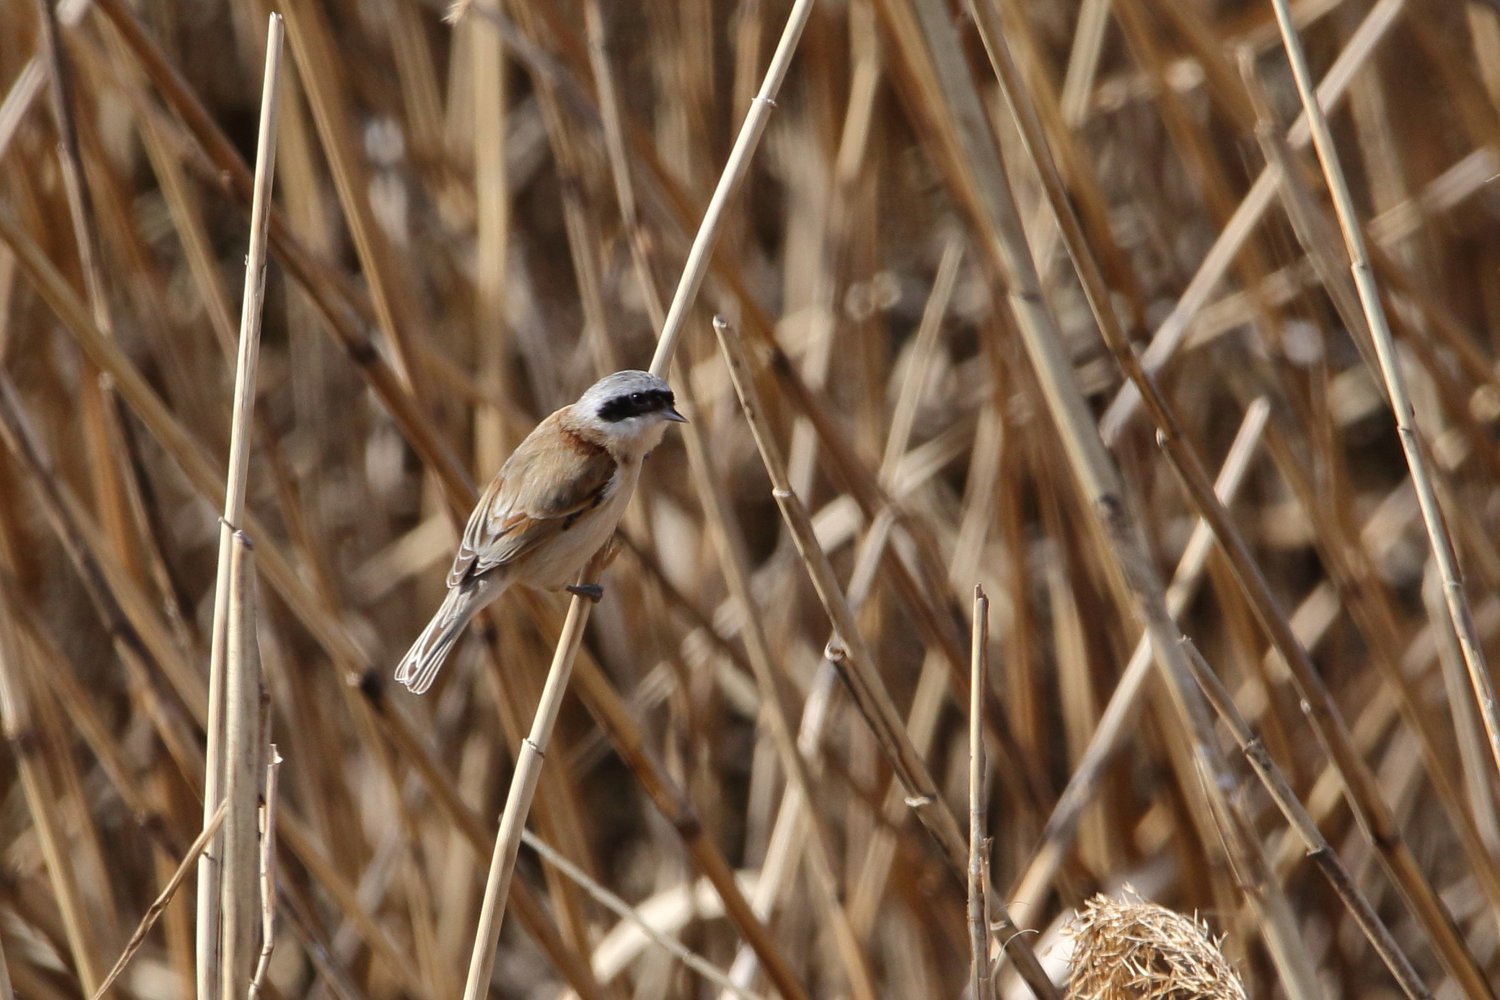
[969,586,993,1000]
[197,15,283,1000]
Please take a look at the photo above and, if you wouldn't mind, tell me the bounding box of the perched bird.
[395,370,686,694]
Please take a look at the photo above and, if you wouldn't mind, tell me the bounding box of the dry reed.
[1,1,1500,997]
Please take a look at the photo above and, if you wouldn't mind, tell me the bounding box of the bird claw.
[566,583,605,603]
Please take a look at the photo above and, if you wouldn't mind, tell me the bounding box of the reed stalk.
[197,17,282,999]
[458,1,818,996]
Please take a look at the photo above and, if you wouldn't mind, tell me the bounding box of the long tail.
[394,577,504,695]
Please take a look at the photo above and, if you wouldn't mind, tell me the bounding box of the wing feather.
[446,412,616,586]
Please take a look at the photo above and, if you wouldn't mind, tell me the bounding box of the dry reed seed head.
[1066,890,1246,1000]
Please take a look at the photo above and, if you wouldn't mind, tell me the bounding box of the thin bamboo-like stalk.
[458,0,818,995]
[1176,638,1427,997]
[584,6,874,991]
[1241,62,1500,927]
[647,0,816,373]
[1268,0,1500,829]
[675,372,878,1000]
[221,530,264,1000]
[249,747,282,999]
[968,587,993,1000]
[462,556,602,1000]
[198,17,282,999]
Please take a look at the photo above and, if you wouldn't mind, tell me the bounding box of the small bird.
[395,370,686,694]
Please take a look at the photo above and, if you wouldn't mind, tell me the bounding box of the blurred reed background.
[2,0,1500,996]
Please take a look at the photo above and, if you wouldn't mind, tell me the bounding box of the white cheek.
[600,416,667,456]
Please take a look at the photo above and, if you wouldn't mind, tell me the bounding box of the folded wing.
[447,413,616,587]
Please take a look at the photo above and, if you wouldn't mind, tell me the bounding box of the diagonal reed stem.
[1268,0,1500,849]
[964,8,1429,994]
[459,1,819,997]
[712,315,1060,1000]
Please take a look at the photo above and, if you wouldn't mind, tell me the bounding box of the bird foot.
[566,583,605,603]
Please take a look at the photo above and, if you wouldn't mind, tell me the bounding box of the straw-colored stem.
[1176,638,1428,997]
[647,0,816,373]
[586,13,871,989]
[462,557,599,1000]
[968,587,993,1000]
[1268,0,1500,836]
[221,530,264,1000]
[677,374,877,1000]
[198,17,282,999]
[249,747,282,999]
[460,0,819,993]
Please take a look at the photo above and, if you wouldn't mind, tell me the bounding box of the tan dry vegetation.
[1,0,1500,997]
[1066,890,1247,1000]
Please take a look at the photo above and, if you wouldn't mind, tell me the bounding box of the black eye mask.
[597,388,675,423]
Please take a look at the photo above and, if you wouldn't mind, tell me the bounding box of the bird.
[394,370,686,694]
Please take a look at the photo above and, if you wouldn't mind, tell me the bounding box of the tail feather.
[394,578,503,694]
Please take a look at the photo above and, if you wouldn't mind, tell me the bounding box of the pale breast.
[522,461,640,591]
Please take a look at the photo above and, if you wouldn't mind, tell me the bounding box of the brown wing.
[447,411,616,586]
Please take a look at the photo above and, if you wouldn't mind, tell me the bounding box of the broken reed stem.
[1267,0,1500,810]
[95,800,228,1000]
[461,1,818,995]
[712,316,1060,1000]
[969,586,993,1000]
[221,530,263,1000]
[198,16,282,1000]
[463,558,600,1000]
[249,746,282,999]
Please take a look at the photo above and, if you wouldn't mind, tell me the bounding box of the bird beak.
[665,406,688,423]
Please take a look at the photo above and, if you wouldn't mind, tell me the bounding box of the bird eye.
[630,392,643,403]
